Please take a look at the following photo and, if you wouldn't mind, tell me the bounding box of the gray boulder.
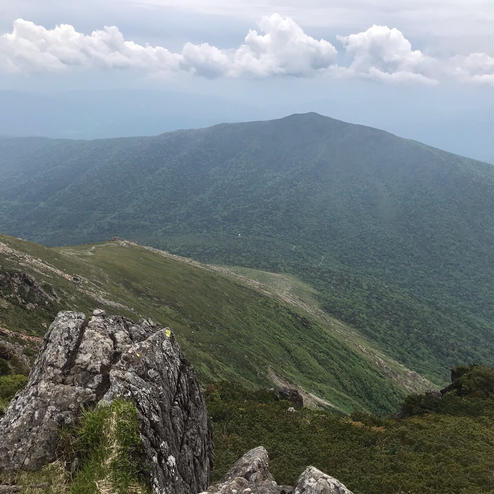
[0,340,30,375]
[202,446,282,494]
[278,387,303,409]
[202,447,353,494]
[294,466,353,494]
[0,310,213,494]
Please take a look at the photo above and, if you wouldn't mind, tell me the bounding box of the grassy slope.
[0,234,432,415]
[220,265,433,394]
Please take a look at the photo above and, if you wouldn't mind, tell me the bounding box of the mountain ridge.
[1,233,435,414]
[0,112,492,384]
[1,111,492,166]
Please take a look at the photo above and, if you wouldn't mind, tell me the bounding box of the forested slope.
[0,113,492,381]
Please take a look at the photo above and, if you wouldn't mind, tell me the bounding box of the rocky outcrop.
[202,447,286,494]
[0,271,58,309]
[202,447,353,494]
[278,387,303,409]
[0,310,213,494]
[294,466,353,494]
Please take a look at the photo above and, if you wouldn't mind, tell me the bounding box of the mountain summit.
[0,113,492,382]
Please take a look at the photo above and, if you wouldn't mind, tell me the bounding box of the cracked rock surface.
[293,466,354,494]
[202,447,353,494]
[0,310,213,494]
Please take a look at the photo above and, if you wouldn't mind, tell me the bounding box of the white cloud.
[0,16,491,85]
[337,25,437,84]
[231,14,337,76]
[0,19,181,73]
[448,52,494,85]
[0,15,337,78]
[181,42,230,77]
[336,24,493,86]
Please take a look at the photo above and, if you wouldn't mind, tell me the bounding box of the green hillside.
[208,364,494,494]
[0,234,433,415]
[0,113,492,382]
[2,365,491,494]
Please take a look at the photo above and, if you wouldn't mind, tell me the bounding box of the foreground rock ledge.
[0,310,213,494]
[202,446,354,494]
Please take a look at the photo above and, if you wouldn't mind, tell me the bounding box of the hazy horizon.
[1,88,493,164]
[1,1,492,163]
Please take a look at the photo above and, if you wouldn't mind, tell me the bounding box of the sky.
[0,0,492,162]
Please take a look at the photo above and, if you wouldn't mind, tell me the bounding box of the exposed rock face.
[202,447,353,494]
[202,446,282,494]
[294,466,353,494]
[0,271,58,309]
[279,387,303,409]
[0,310,213,494]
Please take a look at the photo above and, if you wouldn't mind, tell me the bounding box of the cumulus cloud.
[337,25,437,84]
[0,19,181,73]
[181,42,231,77]
[0,15,337,78]
[0,16,492,85]
[336,24,493,86]
[231,14,337,77]
[448,52,494,85]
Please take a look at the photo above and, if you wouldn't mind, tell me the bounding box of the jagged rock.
[0,271,58,307]
[0,310,213,494]
[294,466,353,494]
[218,446,273,485]
[279,387,303,409]
[202,448,352,494]
[202,446,281,494]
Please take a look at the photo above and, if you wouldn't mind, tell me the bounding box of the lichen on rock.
[201,446,353,494]
[0,310,213,494]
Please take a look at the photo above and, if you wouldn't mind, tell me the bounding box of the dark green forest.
[0,113,492,383]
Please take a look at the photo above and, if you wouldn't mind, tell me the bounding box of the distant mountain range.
[1,90,492,164]
[0,113,492,383]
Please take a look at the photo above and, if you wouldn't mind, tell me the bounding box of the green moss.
[0,399,149,492]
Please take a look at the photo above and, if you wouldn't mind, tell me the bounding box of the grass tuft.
[69,399,149,494]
